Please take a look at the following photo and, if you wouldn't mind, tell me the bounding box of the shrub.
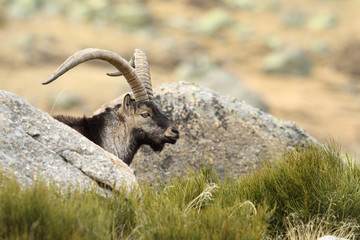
[1,142,359,239]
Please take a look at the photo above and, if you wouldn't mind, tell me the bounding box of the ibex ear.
[122,93,135,115]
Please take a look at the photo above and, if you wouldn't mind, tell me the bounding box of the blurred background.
[1,0,360,155]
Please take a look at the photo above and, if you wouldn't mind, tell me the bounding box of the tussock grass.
[1,142,360,239]
[238,142,360,238]
[283,211,359,240]
[0,175,113,240]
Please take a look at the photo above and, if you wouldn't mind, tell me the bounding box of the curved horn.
[106,50,154,100]
[106,57,135,77]
[43,48,149,102]
[134,49,154,100]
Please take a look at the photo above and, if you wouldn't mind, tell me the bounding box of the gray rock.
[310,41,331,55]
[175,56,215,80]
[88,0,108,11]
[13,34,59,65]
[265,1,281,12]
[265,35,284,51]
[164,17,191,30]
[335,40,360,78]
[52,92,83,110]
[112,4,151,28]
[0,90,137,193]
[281,9,307,28]
[176,58,268,111]
[7,0,39,19]
[194,8,233,35]
[222,0,257,10]
[43,1,65,16]
[130,82,317,183]
[234,23,256,41]
[193,69,269,112]
[65,2,94,23]
[308,13,338,31]
[263,46,312,76]
[15,34,35,52]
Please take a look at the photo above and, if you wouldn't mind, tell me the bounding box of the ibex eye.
[141,113,150,118]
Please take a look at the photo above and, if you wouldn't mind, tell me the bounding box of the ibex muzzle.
[44,48,179,165]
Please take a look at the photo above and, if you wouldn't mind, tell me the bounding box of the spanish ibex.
[43,48,179,165]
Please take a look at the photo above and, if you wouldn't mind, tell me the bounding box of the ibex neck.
[55,112,141,165]
[54,115,104,147]
[100,117,141,165]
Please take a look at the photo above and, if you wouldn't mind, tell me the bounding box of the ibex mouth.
[164,135,179,144]
[164,127,179,144]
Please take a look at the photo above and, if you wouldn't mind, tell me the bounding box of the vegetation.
[1,142,360,239]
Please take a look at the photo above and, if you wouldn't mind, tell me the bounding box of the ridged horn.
[134,49,154,100]
[106,57,135,77]
[42,48,149,102]
[106,49,154,100]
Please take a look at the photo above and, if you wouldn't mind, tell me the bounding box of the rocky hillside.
[1,0,360,154]
[0,82,316,186]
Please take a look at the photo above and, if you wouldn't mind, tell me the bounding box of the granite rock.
[0,90,137,193]
[129,82,317,183]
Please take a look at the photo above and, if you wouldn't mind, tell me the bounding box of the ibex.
[43,48,179,165]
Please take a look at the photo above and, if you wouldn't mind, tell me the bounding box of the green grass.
[1,142,360,239]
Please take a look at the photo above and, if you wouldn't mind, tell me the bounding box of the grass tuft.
[0,174,113,240]
[1,141,360,239]
[283,210,359,240]
[237,141,360,237]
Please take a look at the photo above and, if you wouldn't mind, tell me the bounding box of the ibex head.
[43,48,179,164]
[118,93,179,152]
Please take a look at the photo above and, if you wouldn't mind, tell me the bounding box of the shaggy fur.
[55,95,179,165]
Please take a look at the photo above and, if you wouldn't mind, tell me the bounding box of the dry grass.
[1,142,360,239]
[283,211,359,240]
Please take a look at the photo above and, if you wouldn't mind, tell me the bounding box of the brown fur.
[55,94,179,165]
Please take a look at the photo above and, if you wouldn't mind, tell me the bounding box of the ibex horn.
[107,49,154,100]
[106,57,135,77]
[43,48,149,102]
[134,49,154,100]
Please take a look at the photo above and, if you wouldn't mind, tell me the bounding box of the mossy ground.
[1,142,359,239]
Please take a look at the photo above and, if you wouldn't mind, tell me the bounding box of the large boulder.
[0,90,136,193]
[131,81,317,183]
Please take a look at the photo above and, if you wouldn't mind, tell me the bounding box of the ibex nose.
[171,128,179,135]
[170,128,180,140]
[165,127,180,142]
